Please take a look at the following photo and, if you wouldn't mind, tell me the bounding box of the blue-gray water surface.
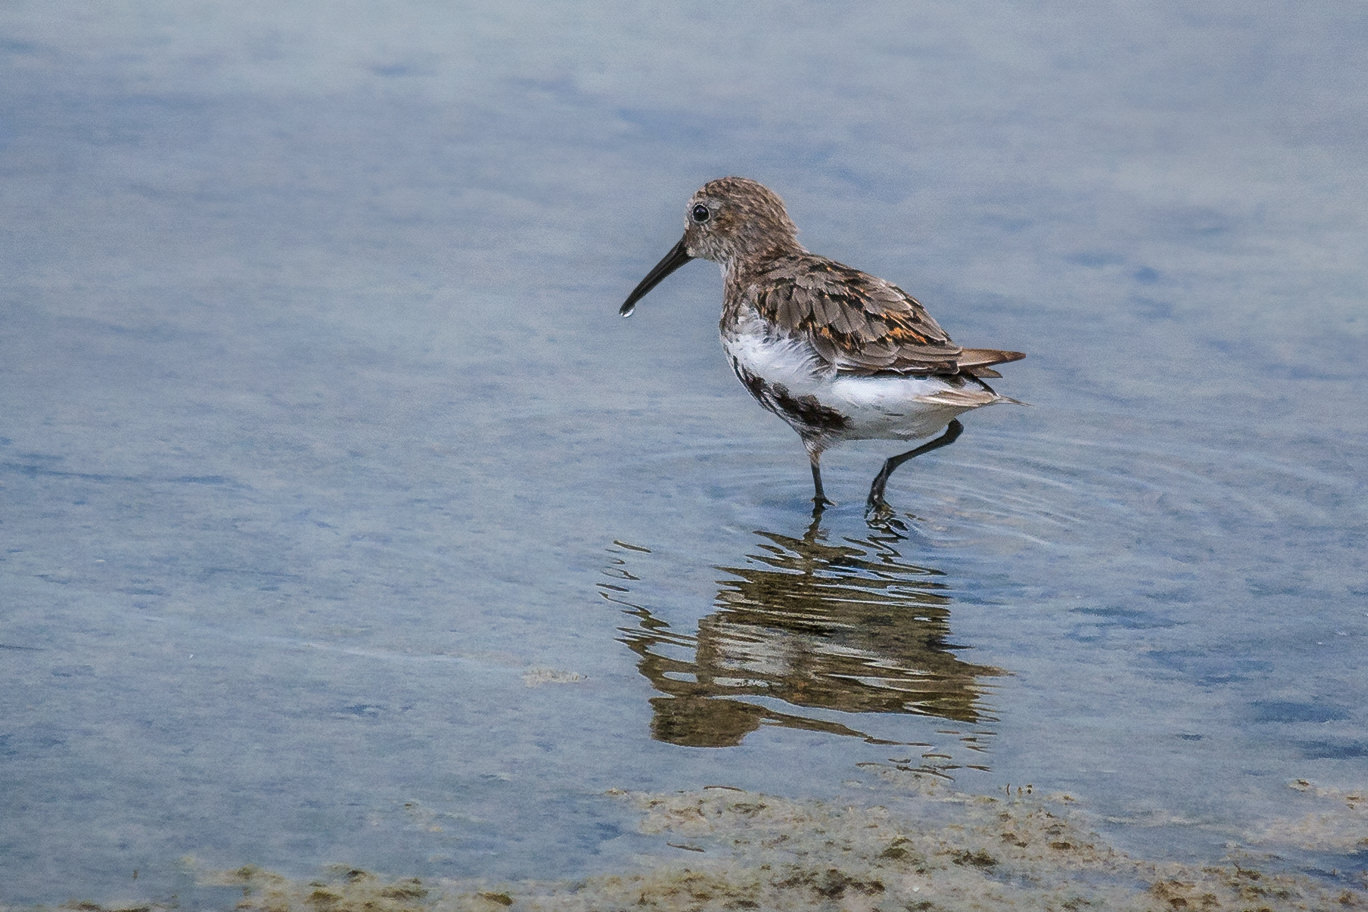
[2,2,1365,906]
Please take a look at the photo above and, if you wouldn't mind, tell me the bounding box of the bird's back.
[731,252,1022,378]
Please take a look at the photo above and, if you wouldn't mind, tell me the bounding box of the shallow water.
[2,1,1366,906]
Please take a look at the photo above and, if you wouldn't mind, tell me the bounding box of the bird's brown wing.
[752,255,1022,375]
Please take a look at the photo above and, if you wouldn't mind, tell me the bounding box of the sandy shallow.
[19,777,1364,912]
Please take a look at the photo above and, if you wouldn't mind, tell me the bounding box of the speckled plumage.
[621,176,1024,514]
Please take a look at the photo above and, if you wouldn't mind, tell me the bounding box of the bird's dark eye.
[691,203,711,223]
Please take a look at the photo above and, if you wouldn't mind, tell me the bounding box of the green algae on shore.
[20,781,1365,912]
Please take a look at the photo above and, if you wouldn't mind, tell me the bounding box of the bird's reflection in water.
[601,522,1005,769]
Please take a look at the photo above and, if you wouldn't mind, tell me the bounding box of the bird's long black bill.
[619,235,693,316]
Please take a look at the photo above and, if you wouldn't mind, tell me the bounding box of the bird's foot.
[864,494,909,532]
[864,494,893,520]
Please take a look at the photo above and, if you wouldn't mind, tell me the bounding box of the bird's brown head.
[620,177,802,316]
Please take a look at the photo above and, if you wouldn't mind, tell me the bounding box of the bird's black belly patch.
[731,362,849,435]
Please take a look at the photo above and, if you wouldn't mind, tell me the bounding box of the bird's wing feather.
[753,255,1021,376]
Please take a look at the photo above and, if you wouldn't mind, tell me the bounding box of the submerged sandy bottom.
[26,778,1365,912]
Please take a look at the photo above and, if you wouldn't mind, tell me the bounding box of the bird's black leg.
[811,461,833,513]
[807,446,834,514]
[866,419,964,514]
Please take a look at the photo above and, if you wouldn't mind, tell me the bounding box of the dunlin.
[620,177,1023,516]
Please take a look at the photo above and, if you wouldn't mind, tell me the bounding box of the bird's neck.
[723,240,806,284]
